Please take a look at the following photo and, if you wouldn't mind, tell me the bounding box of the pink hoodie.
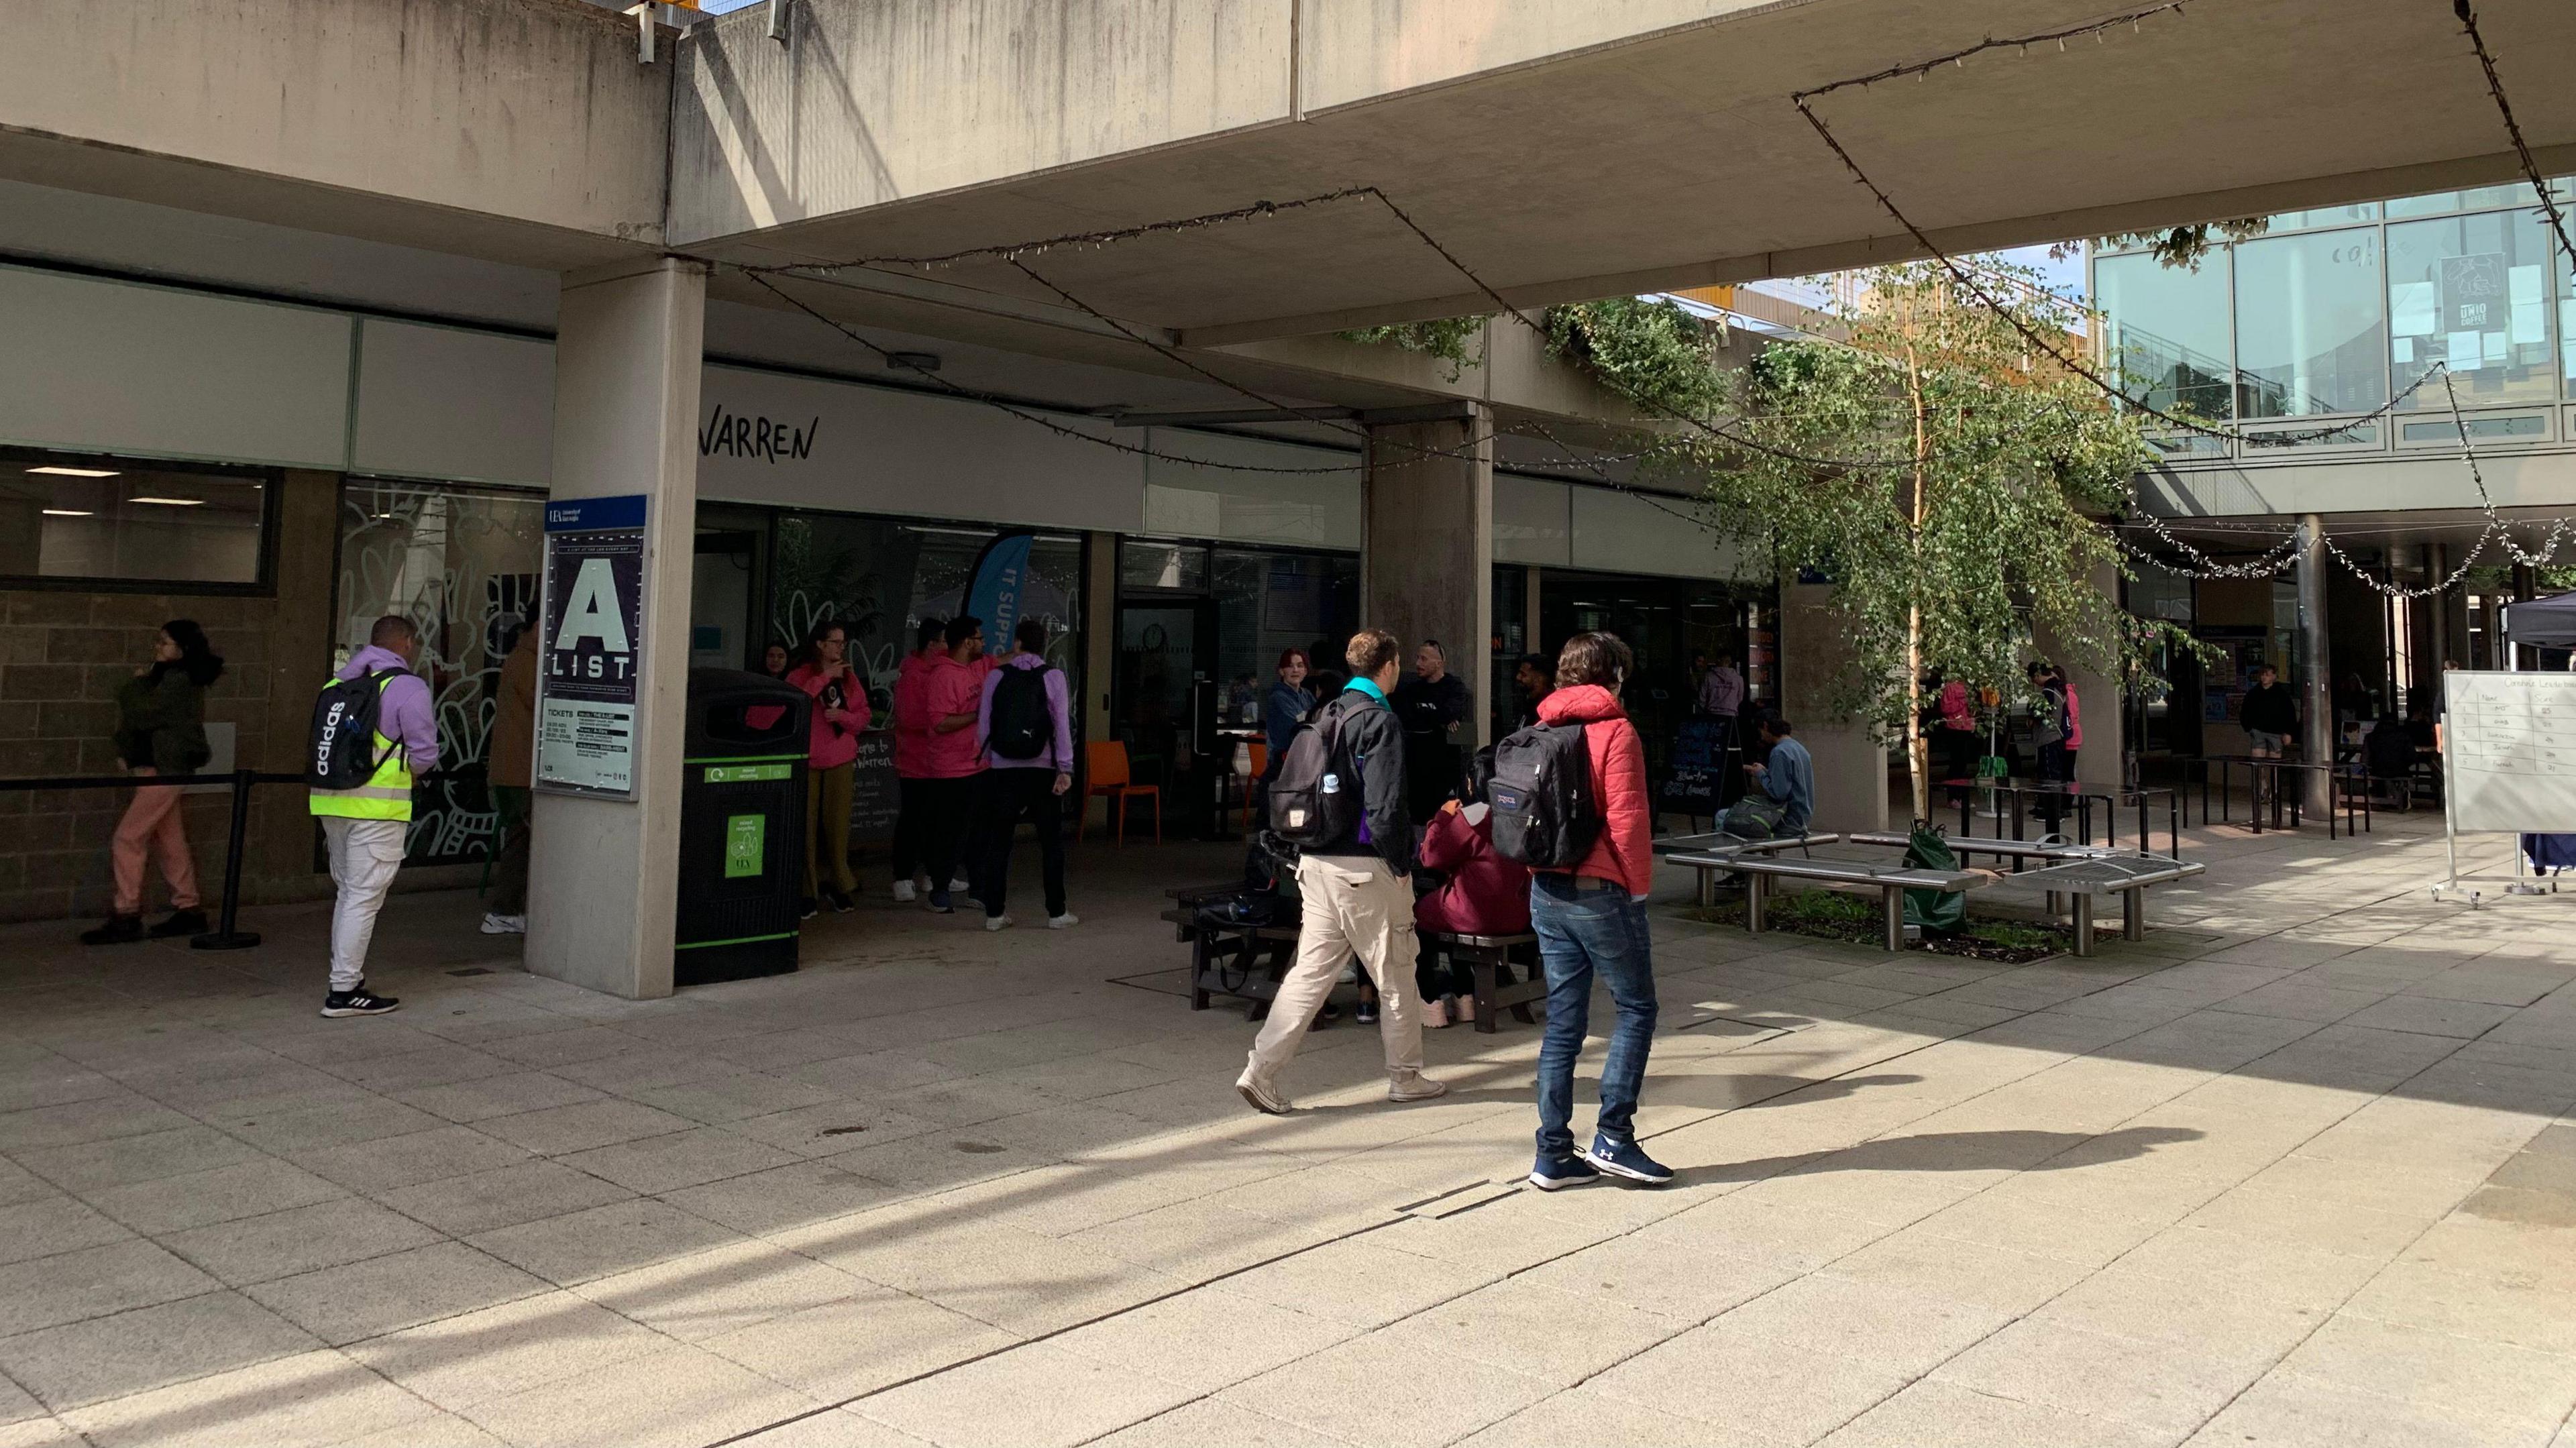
[917,653,993,779]
[784,661,868,771]
[891,651,938,778]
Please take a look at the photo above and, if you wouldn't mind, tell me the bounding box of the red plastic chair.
[1081,740,1161,844]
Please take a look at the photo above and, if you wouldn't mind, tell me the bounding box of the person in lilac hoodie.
[972,617,1077,932]
[307,616,440,1017]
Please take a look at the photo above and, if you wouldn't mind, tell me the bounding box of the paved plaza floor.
[7,809,2576,1446]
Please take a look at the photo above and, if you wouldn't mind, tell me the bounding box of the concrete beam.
[0,0,670,270]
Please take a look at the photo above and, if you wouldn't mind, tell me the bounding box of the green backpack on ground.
[1902,823,1966,934]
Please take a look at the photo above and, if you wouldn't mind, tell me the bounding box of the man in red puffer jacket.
[1524,630,1668,1191]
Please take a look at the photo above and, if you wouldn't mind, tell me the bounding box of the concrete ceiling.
[677,0,2576,341]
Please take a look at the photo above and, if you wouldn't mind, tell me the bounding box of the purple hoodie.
[338,645,440,774]
[975,653,1073,771]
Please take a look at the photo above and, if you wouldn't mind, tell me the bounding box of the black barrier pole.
[190,769,262,951]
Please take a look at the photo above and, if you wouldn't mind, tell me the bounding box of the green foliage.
[1670,260,2160,821]
[1962,918,2057,951]
[1336,316,1489,380]
[1542,297,1729,421]
[2049,218,2270,271]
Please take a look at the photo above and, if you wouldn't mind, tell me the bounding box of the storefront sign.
[536,494,648,798]
[965,531,1036,644]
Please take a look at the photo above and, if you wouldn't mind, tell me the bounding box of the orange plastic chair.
[1082,740,1161,844]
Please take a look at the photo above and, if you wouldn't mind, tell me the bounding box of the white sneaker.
[891,880,916,903]
[985,915,1014,932]
[1049,912,1079,929]
[948,877,971,893]
[479,913,526,935]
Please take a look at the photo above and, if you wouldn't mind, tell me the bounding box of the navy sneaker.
[1580,1133,1673,1186]
[926,889,955,915]
[1529,1154,1601,1191]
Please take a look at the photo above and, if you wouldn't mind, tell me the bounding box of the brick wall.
[0,472,343,924]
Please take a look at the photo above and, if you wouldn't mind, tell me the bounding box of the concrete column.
[526,257,707,999]
[1362,402,1492,747]
[2297,513,2333,818]
[1778,578,1888,833]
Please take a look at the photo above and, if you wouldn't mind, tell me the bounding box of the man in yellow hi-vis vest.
[309,616,439,1017]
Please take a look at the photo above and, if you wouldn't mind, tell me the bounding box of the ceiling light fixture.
[27,465,119,478]
[127,496,205,506]
[40,508,93,517]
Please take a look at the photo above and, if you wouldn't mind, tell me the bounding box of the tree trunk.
[1904,341,1931,827]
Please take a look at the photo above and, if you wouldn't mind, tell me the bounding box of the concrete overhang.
[670,0,2576,341]
[0,0,674,273]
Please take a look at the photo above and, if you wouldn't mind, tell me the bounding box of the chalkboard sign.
[847,730,900,844]
[1660,716,1729,815]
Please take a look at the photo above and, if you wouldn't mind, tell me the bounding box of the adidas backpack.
[987,666,1055,761]
[1267,696,1360,848]
[307,669,398,790]
[1489,720,1599,868]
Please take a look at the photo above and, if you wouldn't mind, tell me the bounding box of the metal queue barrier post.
[0,767,466,953]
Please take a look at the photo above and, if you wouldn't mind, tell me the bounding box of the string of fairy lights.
[723,0,2573,603]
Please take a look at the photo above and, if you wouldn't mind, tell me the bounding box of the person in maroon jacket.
[1412,753,1532,1027]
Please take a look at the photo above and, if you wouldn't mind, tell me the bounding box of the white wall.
[0,264,350,467]
[1,262,1735,579]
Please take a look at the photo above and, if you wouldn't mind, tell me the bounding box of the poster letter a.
[556,558,631,653]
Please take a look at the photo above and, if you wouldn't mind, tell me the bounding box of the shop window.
[0,450,272,590]
[334,479,546,865]
[2268,202,2379,232]
[2096,252,2234,419]
[2384,185,2530,219]
[2233,229,2387,419]
[1119,540,1209,594]
[2388,208,2558,410]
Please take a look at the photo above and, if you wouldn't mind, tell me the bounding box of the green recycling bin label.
[704,763,792,783]
[723,814,765,878]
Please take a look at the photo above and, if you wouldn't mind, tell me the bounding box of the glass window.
[2232,228,2387,417]
[772,516,1083,710]
[1212,549,1358,724]
[335,478,545,865]
[2271,203,2379,231]
[0,451,270,588]
[2386,184,2529,219]
[2096,252,2234,419]
[2387,208,2558,408]
[1118,540,1208,594]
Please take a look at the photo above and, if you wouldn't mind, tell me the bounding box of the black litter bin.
[676,669,809,986]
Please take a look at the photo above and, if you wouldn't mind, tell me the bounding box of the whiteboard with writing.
[2445,671,2576,833]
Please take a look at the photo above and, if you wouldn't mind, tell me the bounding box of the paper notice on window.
[2448,330,2486,372]
[2392,336,2415,364]
[2392,282,2437,337]
[2483,331,2508,364]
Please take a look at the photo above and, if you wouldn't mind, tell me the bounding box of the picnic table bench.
[1849,833,2206,956]
[1653,832,1841,906]
[1670,851,1987,952]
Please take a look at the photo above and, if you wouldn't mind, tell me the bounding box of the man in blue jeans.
[1524,632,1670,1189]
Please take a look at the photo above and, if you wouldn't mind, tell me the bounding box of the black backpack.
[308,669,398,789]
[1490,721,1599,868]
[1268,697,1360,848]
[987,666,1054,760]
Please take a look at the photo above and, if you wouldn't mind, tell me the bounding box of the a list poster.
[536,495,648,798]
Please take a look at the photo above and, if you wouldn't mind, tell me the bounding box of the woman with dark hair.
[1263,648,1311,761]
[83,621,223,944]
[785,618,870,917]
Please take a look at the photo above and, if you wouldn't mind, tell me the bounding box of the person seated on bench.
[2362,708,2416,810]
[1413,750,1530,1027]
[1725,716,1813,840]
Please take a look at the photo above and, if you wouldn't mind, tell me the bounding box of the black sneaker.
[1354,998,1379,1025]
[926,889,955,915]
[321,984,400,1018]
[148,909,209,938]
[79,915,144,946]
[800,898,818,921]
[826,889,855,913]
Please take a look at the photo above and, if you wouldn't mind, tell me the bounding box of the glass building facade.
[2094,180,2576,451]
